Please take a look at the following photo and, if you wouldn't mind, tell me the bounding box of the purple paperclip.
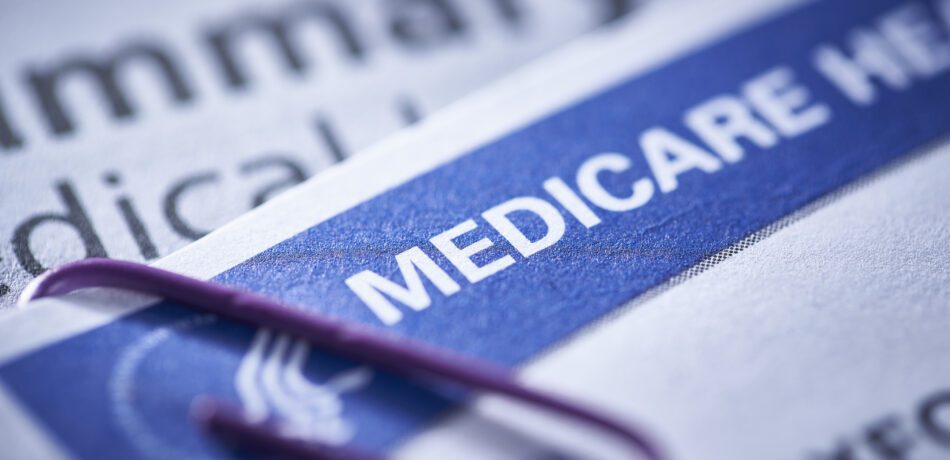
[24,258,665,460]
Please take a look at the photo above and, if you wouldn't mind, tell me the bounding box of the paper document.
[0,0,632,308]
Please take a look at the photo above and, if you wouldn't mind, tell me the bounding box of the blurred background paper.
[0,0,635,308]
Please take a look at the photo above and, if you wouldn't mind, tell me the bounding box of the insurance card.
[1,0,949,458]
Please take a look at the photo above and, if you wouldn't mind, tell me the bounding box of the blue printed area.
[4,0,950,457]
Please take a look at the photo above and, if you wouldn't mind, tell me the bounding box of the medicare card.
[1,0,949,458]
